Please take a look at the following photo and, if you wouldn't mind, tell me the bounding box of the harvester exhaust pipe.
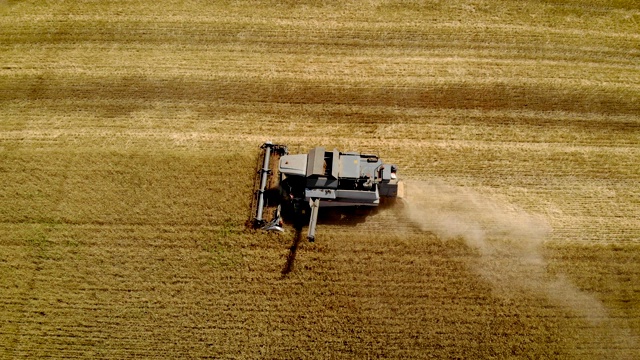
[307,198,320,242]
[255,142,274,225]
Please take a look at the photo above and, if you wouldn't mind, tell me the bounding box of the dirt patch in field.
[402,179,608,320]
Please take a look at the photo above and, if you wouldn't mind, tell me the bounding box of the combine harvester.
[251,142,403,241]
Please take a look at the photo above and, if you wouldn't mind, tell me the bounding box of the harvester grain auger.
[251,142,403,241]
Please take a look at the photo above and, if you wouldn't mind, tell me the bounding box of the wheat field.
[1,0,639,358]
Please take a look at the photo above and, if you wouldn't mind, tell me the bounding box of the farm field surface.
[1,0,639,358]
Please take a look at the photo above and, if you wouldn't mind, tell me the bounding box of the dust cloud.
[402,179,608,322]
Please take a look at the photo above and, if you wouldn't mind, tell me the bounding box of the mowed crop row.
[1,0,639,358]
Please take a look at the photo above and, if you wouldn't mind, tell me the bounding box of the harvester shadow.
[316,207,374,226]
[281,227,302,276]
[315,198,401,227]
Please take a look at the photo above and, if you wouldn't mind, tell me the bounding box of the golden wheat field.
[1,0,639,358]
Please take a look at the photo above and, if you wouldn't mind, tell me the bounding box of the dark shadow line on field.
[6,76,639,116]
[281,227,302,277]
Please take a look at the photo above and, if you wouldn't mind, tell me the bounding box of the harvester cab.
[251,142,403,241]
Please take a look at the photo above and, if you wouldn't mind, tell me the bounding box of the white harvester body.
[251,143,402,241]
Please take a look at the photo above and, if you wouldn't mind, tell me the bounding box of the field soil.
[1,1,639,358]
